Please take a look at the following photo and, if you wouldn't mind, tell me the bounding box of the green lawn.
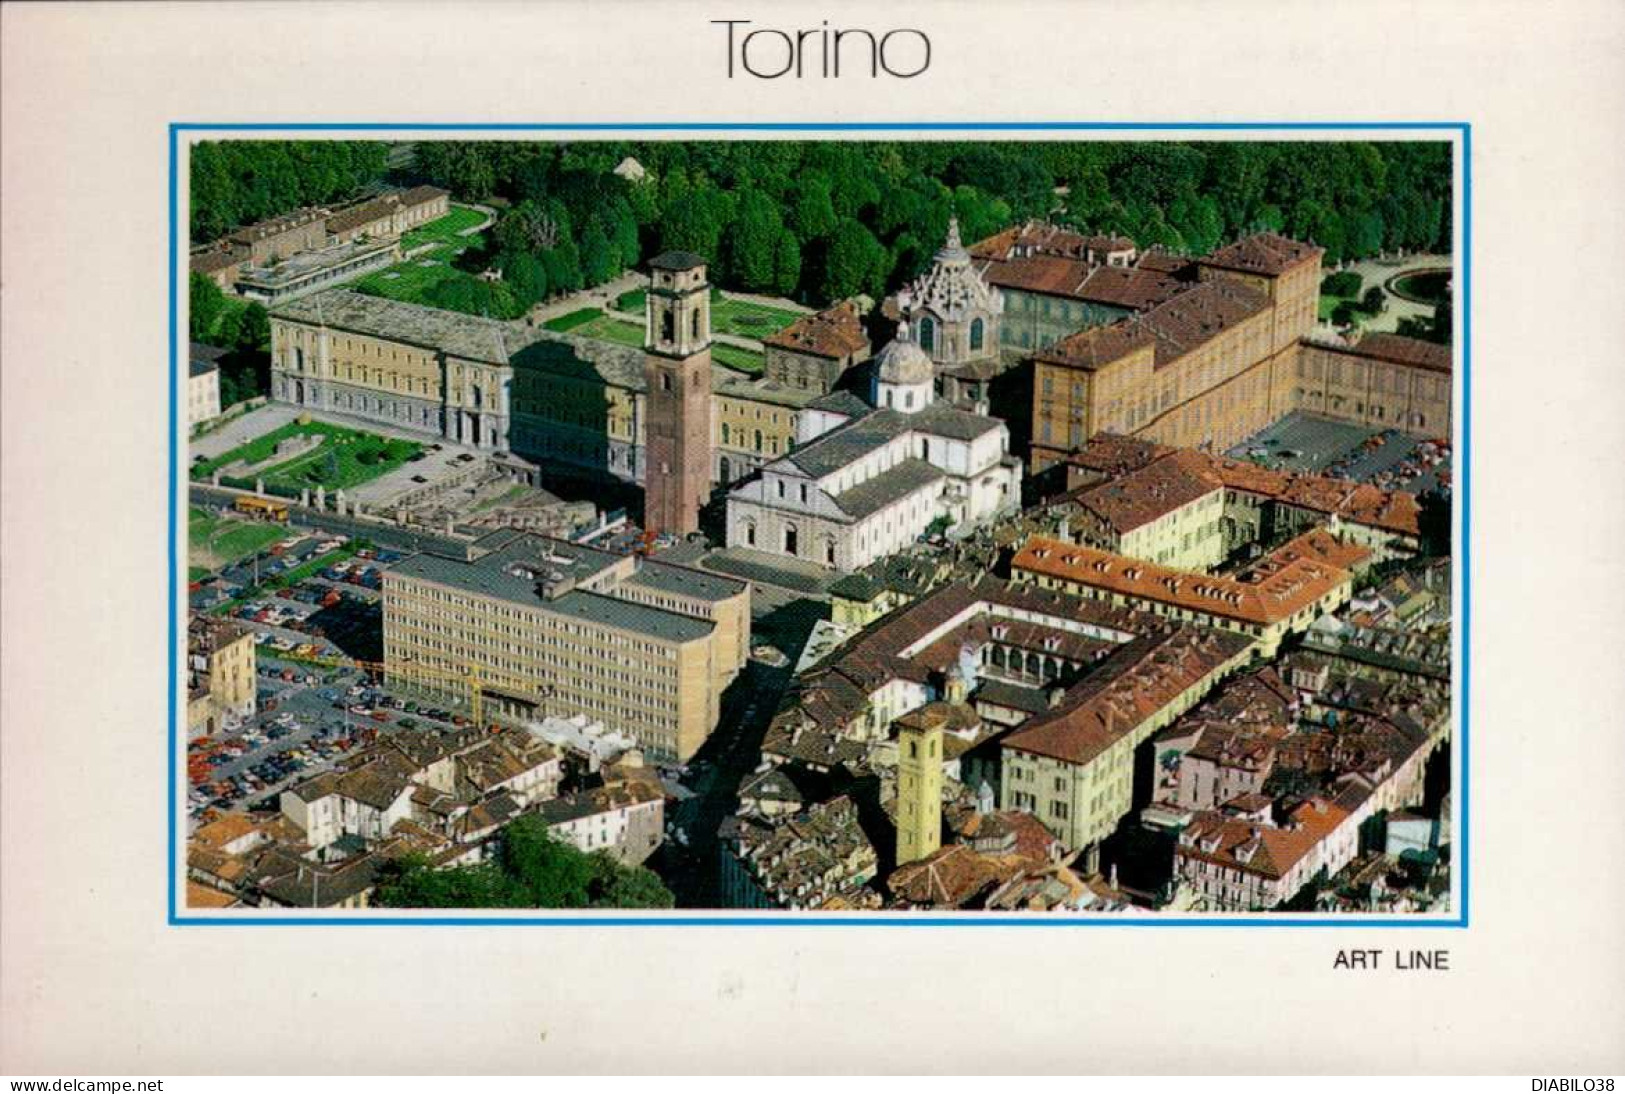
[710,296,800,338]
[561,303,764,373]
[188,505,288,573]
[615,288,646,313]
[570,313,647,348]
[191,421,421,492]
[544,307,604,333]
[711,343,764,374]
[398,206,488,250]
[351,206,521,318]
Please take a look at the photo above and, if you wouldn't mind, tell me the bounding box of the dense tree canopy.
[372,815,675,910]
[404,140,1451,303]
[194,139,1452,310]
[190,141,390,243]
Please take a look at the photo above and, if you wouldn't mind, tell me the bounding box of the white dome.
[875,323,935,386]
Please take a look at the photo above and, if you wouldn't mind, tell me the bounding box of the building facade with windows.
[724,325,1022,571]
[270,290,515,450]
[381,531,748,763]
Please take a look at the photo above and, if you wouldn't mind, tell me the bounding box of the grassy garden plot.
[351,206,522,318]
[544,307,604,333]
[398,206,488,251]
[188,505,288,574]
[191,421,421,492]
[711,343,764,375]
[709,295,800,338]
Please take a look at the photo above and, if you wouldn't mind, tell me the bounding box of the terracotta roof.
[1012,535,1362,629]
[1140,278,1271,368]
[1177,797,1348,880]
[1063,437,1423,538]
[764,302,870,360]
[1200,232,1323,277]
[888,844,1028,909]
[1001,626,1250,767]
[1348,332,1452,374]
[1037,322,1157,372]
[185,882,239,909]
[1072,450,1222,534]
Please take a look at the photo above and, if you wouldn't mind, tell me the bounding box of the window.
[918,316,935,352]
[721,423,731,444]
[784,525,798,556]
[1050,801,1069,820]
[661,373,672,393]
[661,310,675,343]
[970,318,984,351]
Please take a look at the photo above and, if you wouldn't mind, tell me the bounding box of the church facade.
[724,231,1024,572]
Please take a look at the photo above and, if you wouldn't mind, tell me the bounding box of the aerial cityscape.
[181,139,1455,915]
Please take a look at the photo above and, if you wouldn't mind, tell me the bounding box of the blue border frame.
[170,121,1470,928]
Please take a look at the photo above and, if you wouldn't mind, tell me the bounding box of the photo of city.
[180,137,1456,916]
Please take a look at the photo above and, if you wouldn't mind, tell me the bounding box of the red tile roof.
[763,301,870,360]
[1002,627,1250,767]
[1012,535,1365,629]
[1201,232,1323,277]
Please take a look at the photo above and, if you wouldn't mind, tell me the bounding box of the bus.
[233,495,289,522]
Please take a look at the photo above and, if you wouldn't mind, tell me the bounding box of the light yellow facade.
[1001,656,1246,853]
[895,716,944,867]
[382,574,730,763]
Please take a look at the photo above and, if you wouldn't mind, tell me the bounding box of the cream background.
[2,0,1622,1074]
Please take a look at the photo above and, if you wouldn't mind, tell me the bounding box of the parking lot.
[1229,411,1453,495]
[187,652,495,831]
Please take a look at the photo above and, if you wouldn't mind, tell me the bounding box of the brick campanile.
[643,251,714,537]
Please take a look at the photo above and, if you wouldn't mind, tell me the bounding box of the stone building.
[894,710,945,866]
[761,300,871,393]
[642,251,715,536]
[382,531,749,763]
[325,186,451,244]
[188,343,225,426]
[1025,231,1323,468]
[898,218,1005,412]
[269,290,515,450]
[724,322,1022,571]
[969,221,1181,353]
[1295,331,1452,437]
[186,615,256,737]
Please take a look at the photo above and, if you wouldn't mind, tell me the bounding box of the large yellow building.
[1028,233,1322,470]
[1010,529,1371,658]
[999,626,1252,864]
[271,291,515,450]
[382,531,749,763]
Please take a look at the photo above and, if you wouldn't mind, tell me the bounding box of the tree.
[502,251,549,309]
[771,229,802,298]
[729,192,784,292]
[580,223,619,287]
[189,272,226,343]
[237,302,271,353]
[789,175,838,241]
[542,239,583,296]
[819,219,885,302]
[1331,300,1363,328]
[1322,271,1363,298]
[589,858,675,909]
[1361,286,1387,315]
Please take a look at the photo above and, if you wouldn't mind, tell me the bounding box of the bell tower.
[895,710,944,867]
[643,252,714,536]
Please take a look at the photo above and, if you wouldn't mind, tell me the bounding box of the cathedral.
[724,222,1023,571]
